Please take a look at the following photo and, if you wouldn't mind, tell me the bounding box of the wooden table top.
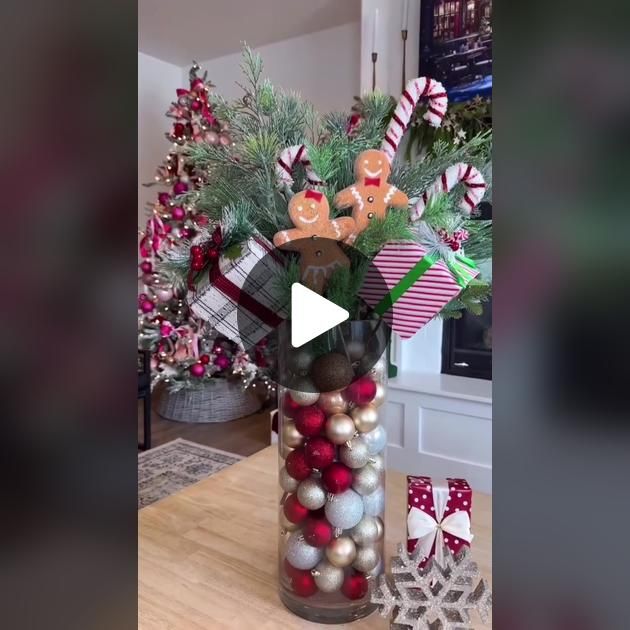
[139,446,492,629]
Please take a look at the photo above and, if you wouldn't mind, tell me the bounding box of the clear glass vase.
[277,321,388,624]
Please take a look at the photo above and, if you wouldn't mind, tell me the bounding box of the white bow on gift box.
[407,478,474,567]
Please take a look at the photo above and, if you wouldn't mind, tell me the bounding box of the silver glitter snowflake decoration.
[371,544,492,629]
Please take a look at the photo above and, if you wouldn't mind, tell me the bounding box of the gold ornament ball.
[352,545,380,573]
[351,404,379,433]
[311,560,345,593]
[325,536,357,568]
[325,413,356,445]
[340,437,370,469]
[318,391,348,415]
[280,443,294,459]
[279,511,299,533]
[279,466,299,493]
[352,464,381,495]
[297,477,327,510]
[288,377,320,406]
[349,515,384,546]
[372,382,386,407]
[282,421,304,448]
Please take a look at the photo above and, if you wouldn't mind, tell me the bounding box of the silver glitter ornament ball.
[368,453,385,475]
[285,531,323,570]
[312,560,345,593]
[362,486,385,517]
[350,515,384,546]
[340,436,370,469]
[297,477,327,510]
[362,425,387,455]
[325,488,364,529]
[288,377,320,406]
[352,464,381,495]
[279,466,299,493]
[352,545,380,573]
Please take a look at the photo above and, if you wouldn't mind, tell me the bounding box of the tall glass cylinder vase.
[277,321,388,624]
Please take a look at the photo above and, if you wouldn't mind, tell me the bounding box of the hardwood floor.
[138,389,273,457]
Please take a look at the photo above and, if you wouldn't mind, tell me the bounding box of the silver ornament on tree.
[311,560,345,593]
[288,377,320,406]
[352,464,381,496]
[279,466,299,493]
[325,413,356,445]
[350,515,384,546]
[324,488,364,529]
[368,453,385,475]
[352,545,380,573]
[362,425,387,455]
[285,531,323,570]
[325,536,357,568]
[362,486,385,517]
[297,477,327,510]
[351,404,379,433]
[340,436,370,469]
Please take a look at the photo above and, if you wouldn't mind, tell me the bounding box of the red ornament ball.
[341,571,369,600]
[173,181,188,195]
[289,568,318,597]
[304,437,335,469]
[191,258,205,271]
[173,123,185,138]
[302,517,333,547]
[285,448,312,481]
[158,192,170,206]
[294,406,326,438]
[190,99,202,111]
[283,393,302,418]
[199,354,210,365]
[322,462,352,494]
[190,245,202,256]
[283,558,300,580]
[140,261,152,274]
[140,300,155,314]
[171,206,185,220]
[346,377,377,406]
[189,363,205,378]
[283,494,309,524]
[214,354,231,370]
[163,223,172,233]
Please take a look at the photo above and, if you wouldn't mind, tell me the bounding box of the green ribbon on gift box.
[373,251,478,316]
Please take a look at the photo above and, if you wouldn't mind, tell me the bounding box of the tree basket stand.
[156,379,262,423]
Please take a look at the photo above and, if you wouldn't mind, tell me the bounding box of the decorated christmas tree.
[138,62,269,393]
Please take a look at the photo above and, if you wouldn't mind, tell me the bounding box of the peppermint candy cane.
[381,77,448,163]
[276,144,323,188]
[410,163,486,221]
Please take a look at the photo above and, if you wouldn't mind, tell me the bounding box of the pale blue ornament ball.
[363,425,387,455]
[325,489,364,529]
[362,486,385,517]
[285,531,323,570]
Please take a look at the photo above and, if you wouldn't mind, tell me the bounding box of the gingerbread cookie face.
[334,149,409,243]
[273,190,356,294]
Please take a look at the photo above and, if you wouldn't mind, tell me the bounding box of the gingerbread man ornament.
[273,190,356,294]
[333,149,409,243]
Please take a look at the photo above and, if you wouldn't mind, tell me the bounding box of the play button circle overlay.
[234,237,391,391]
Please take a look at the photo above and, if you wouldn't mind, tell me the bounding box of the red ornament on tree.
[285,448,312,481]
[341,571,368,600]
[302,517,333,547]
[199,354,210,365]
[283,393,302,418]
[189,363,205,378]
[191,258,205,271]
[322,462,352,494]
[171,206,185,220]
[304,437,335,469]
[190,245,202,256]
[283,494,309,524]
[345,377,377,405]
[289,568,318,598]
[140,261,152,274]
[294,406,326,437]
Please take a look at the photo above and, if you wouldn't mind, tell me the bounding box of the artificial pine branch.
[354,210,413,257]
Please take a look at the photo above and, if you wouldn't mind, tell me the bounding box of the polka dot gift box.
[406,475,474,569]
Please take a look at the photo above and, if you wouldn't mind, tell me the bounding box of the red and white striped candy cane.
[381,77,448,163]
[410,163,486,221]
[276,144,323,188]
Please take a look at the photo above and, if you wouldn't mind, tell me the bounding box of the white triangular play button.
[291,283,349,347]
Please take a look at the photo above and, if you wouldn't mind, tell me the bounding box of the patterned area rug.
[138,438,243,509]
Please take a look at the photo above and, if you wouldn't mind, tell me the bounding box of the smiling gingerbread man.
[273,190,356,294]
[333,149,409,244]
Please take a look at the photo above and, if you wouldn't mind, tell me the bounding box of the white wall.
[194,22,361,114]
[138,52,183,230]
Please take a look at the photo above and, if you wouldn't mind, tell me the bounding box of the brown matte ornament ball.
[310,353,354,393]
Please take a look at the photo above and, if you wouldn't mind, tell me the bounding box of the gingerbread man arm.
[273,228,304,250]
[330,217,356,241]
[387,187,409,208]
[333,187,356,210]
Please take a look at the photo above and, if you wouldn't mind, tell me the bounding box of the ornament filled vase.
[277,321,388,624]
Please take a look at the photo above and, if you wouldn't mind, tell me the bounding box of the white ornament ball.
[352,545,380,572]
[312,560,345,592]
[279,466,299,493]
[297,477,327,510]
[362,486,385,517]
[349,515,384,545]
[325,489,364,529]
[288,377,320,406]
[352,464,381,496]
[362,425,387,455]
[285,532,323,570]
[340,436,370,469]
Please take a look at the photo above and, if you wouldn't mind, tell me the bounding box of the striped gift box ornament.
[359,241,479,340]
